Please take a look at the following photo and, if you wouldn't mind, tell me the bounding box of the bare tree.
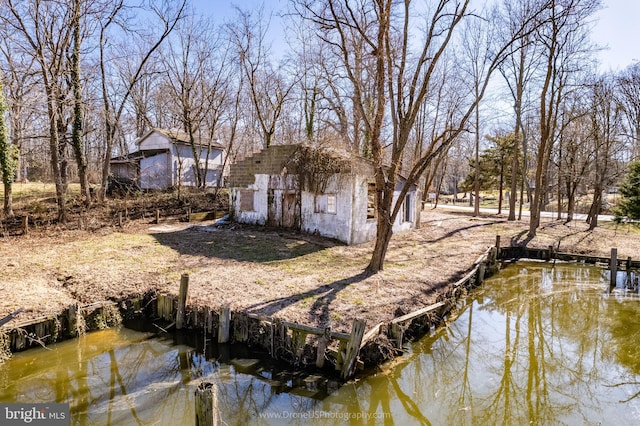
[459,9,500,217]
[300,0,547,272]
[162,15,233,189]
[585,74,624,229]
[553,94,593,222]
[616,63,640,159]
[98,0,186,201]
[528,0,600,237]
[0,75,18,218]
[70,0,91,206]
[0,39,39,217]
[499,0,542,221]
[2,0,77,222]
[229,7,297,149]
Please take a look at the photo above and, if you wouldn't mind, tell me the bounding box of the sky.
[592,1,640,71]
[195,0,638,71]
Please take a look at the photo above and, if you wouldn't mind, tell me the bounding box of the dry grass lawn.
[1,205,639,334]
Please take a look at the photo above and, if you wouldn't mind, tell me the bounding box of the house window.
[367,182,377,220]
[327,195,336,214]
[404,193,412,222]
[240,189,254,211]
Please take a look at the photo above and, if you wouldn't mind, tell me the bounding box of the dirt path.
[1,208,639,334]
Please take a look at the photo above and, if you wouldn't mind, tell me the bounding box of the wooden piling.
[155,209,160,224]
[315,328,330,368]
[390,322,404,349]
[22,216,28,235]
[68,304,79,337]
[176,274,189,330]
[118,211,123,227]
[611,248,618,286]
[495,235,501,257]
[477,263,486,285]
[195,382,218,426]
[218,307,230,343]
[187,206,192,222]
[341,319,366,380]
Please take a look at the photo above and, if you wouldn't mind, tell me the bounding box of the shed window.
[327,195,336,214]
[240,189,255,211]
[367,183,377,220]
[315,194,337,214]
[403,193,412,222]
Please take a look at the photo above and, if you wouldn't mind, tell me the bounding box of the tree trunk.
[498,155,504,214]
[587,189,601,230]
[366,217,393,273]
[566,180,575,222]
[3,182,13,218]
[70,0,91,207]
[508,140,518,220]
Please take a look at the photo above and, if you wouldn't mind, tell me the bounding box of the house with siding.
[110,128,226,190]
[228,144,419,245]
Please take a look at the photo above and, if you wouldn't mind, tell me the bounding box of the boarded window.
[240,189,255,211]
[367,183,377,220]
[327,195,336,214]
[315,194,337,214]
[404,193,412,222]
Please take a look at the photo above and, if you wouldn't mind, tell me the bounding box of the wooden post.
[316,327,330,368]
[548,245,554,261]
[195,382,218,426]
[477,263,485,285]
[155,209,160,224]
[187,206,192,222]
[22,215,28,235]
[176,274,189,330]
[611,248,618,287]
[341,319,366,380]
[495,235,501,258]
[118,211,123,227]
[68,304,78,337]
[627,256,632,271]
[218,307,230,343]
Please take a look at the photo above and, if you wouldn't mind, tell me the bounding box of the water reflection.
[2,262,640,425]
[320,262,640,425]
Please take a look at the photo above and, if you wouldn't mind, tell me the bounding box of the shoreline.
[2,209,639,373]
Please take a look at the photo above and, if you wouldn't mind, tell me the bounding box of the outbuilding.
[228,144,419,245]
[109,128,226,190]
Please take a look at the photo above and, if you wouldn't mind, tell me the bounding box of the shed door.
[282,193,298,228]
[267,188,278,227]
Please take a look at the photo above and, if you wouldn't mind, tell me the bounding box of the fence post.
[195,382,218,426]
[341,319,366,380]
[22,215,28,235]
[176,274,189,330]
[611,248,618,286]
[218,307,231,343]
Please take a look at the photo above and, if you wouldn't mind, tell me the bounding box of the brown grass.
[2,197,639,334]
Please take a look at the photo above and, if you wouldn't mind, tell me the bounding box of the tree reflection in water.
[318,262,640,425]
[2,263,640,425]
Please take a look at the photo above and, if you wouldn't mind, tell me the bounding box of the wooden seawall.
[2,235,634,381]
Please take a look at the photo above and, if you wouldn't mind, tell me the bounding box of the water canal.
[1,261,640,425]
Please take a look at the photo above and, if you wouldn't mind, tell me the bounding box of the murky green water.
[2,262,640,425]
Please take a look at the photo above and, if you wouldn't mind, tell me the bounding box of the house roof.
[139,128,225,150]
